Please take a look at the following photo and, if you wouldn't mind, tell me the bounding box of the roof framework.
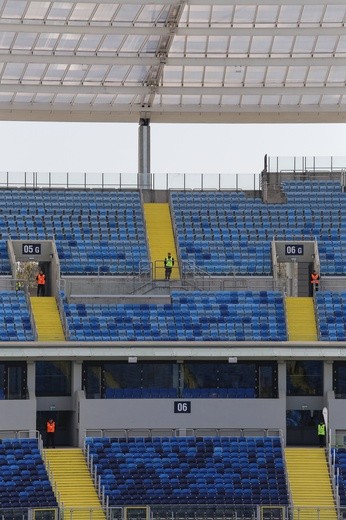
[0,0,345,123]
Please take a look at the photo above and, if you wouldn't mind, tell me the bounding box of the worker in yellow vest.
[164,252,174,280]
[317,420,326,447]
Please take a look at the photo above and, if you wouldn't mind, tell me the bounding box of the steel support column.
[138,118,151,189]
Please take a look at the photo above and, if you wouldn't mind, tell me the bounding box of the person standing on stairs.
[310,270,320,295]
[164,252,174,280]
[36,269,46,297]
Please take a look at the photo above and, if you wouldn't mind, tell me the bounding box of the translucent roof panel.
[0,0,345,123]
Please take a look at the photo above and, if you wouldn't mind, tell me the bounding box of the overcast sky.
[1,121,346,189]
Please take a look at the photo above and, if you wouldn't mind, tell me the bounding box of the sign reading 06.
[284,244,304,256]
[22,243,41,255]
[174,401,191,413]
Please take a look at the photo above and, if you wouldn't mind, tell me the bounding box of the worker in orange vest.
[310,270,320,294]
[36,270,46,297]
[46,418,56,448]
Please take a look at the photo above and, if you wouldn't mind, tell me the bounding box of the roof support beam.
[0,22,344,37]
[1,54,345,68]
[0,102,344,114]
[0,84,344,96]
[36,0,346,5]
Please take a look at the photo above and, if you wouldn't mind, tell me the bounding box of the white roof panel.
[0,0,344,123]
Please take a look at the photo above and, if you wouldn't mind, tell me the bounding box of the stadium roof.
[0,0,345,123]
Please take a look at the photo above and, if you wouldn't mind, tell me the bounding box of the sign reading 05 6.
[22,243,41,255]
[284,244,304,256]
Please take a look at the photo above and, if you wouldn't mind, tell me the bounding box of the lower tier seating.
[0,438,57,509]
[86,436,289,506]
[331,448,346,506]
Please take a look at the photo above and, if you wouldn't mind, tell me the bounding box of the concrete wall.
[77,395,286,447]
[0,399,36,432]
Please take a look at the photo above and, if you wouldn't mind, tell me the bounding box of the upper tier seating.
[171,180,345,275]
[0,438,57,509]
[316,292,346,341]
[0,291,34,341]
[64,291,287,341]
[86,436,289,506]
[0,190,149,276]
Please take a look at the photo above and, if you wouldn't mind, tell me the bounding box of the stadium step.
[44,448,105,520]
[285,297,318,341]
[30,297,65,341]
[143,202,180,280]
[285,447,337,520]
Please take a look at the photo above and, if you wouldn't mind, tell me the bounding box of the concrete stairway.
[285,297,318,341]
[30,296,65,341]
[285,447,337,520]
[44,448,105,520]
[143,202,180,280]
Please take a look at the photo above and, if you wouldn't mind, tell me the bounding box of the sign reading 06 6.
[284,244,304,256]
[22,243,41,255]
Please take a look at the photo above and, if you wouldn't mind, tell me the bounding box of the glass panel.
[35,33,59,52]
[44,64,67,82]
[259,365,275,398]
[184,362,257,391]
[3,63,25,80]
[85,365,102,399]
[47,3,73,21]
[99,35,124,53]
[25,2,50,21]
[104,362,142,389]
[13,32,38,50]
[93,5,118,23]
[64,65,87,83]
[7,365,23,399]
[0,365,4,399]
[286,361,323,396]
[77,34,103,53]
[334,362,346,398]
[36,361,71,397]
[69,4,96,22]
[2,1,26,19]
[141,363,175,389]
[84,65,108,82]
[22,63,47,82]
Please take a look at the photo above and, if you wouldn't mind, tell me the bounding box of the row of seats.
[0,190,149,276]
[0,291,34,341]
[85,436,289,506]
[316,292,346,341]
[103,388,255,399]
[171,181,346,275]
[331,448,346,506]
[64,291,287,342]
[1,181,346,276]
[0,438,57,509]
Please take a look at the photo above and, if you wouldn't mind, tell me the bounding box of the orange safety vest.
[311,273,320,284]
[46,421,55,433]
[37,274,46,285]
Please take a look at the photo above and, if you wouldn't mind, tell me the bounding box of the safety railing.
[0,429,40,441]
[0,171,261,192]
[0,507,58,520]
[83,427,282,441]
[266,156,346,174]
